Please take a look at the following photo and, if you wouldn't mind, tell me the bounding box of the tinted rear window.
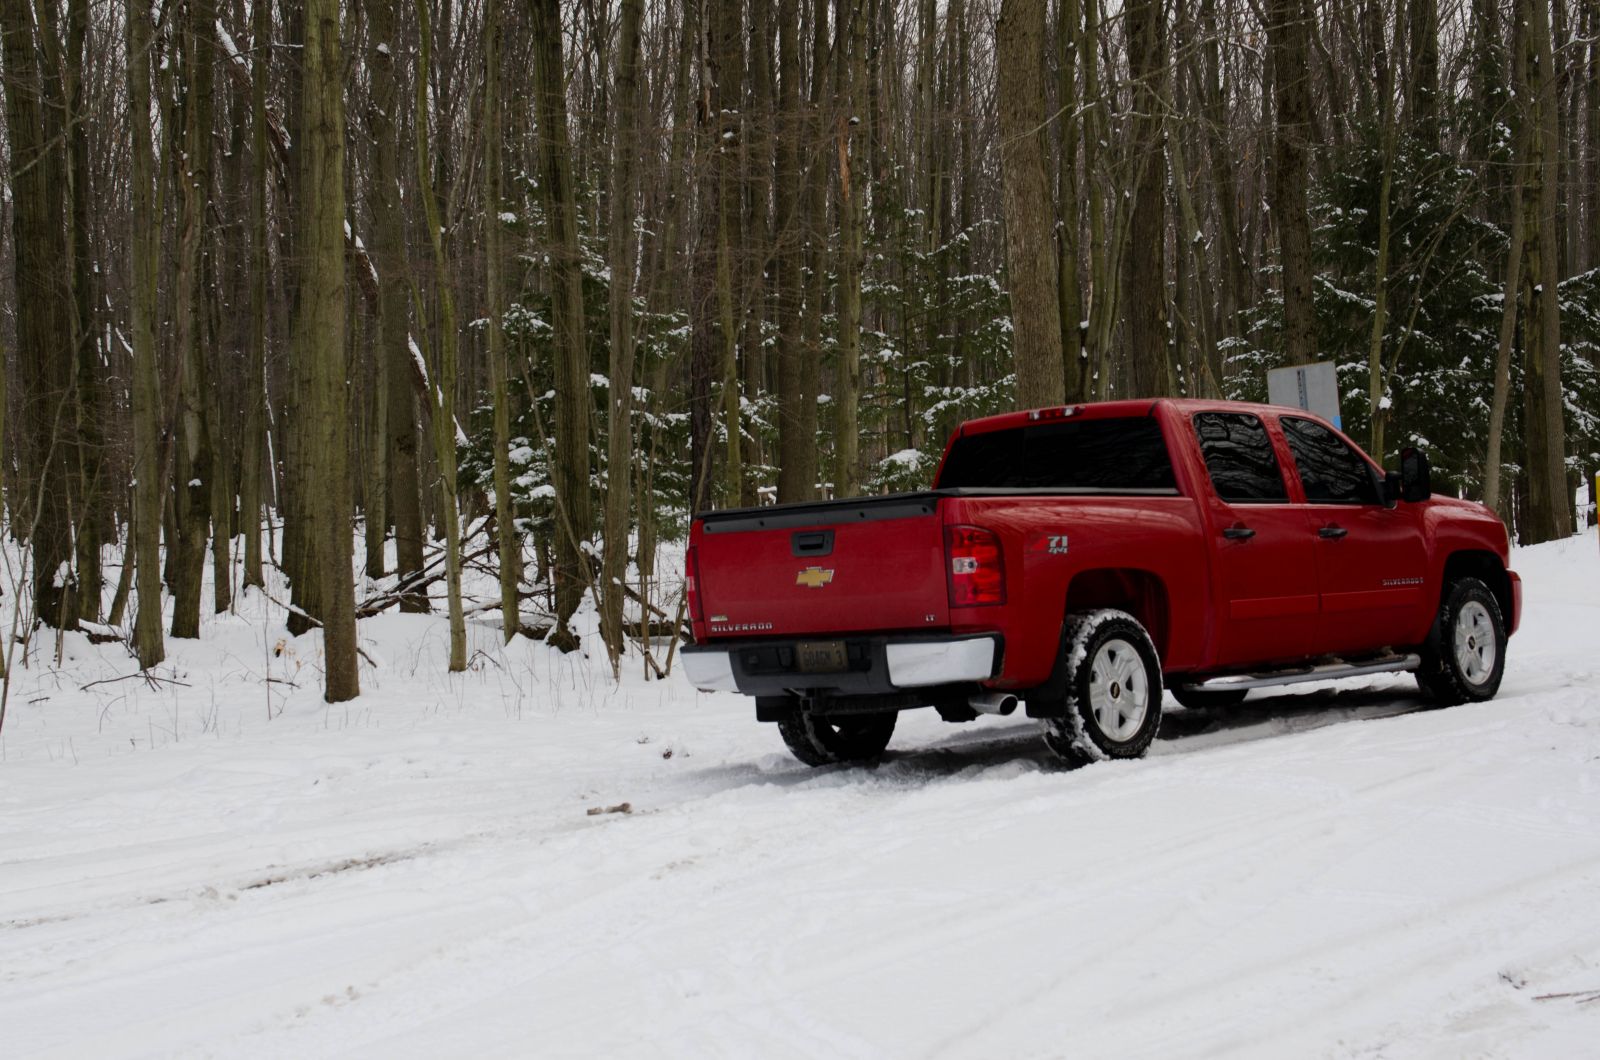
[936,417,1177,491]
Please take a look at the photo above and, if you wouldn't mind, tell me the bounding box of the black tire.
[1041,610,1163,765]
[778,711,897,767]
[1416,577,1507,706]
[1169,687,1249,711]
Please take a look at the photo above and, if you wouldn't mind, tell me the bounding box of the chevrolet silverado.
[682,400,1520,767]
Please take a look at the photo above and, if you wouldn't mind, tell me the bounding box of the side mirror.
[1400,447,1432,503]
[1383,471,1402,508]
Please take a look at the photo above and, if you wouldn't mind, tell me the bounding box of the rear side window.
[936,417,1177,491]
[1281,416,1380,504]
[1192,413,1288,503]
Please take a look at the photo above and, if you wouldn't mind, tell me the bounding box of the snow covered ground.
[3,532,1598,1058]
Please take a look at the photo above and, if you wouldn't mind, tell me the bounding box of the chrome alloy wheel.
[1453,600,1497,687]
[1088,637,1150,741]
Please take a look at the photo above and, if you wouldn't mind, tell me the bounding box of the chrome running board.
[1180,653,1422,692]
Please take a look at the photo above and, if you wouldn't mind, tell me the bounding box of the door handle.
[1222,524,1256,540]
[1319,525,1348,539]
[791,529,834,556]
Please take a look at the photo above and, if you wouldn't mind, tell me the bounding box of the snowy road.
[3,534,1598,1058]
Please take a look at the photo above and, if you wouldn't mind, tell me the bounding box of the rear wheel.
[1416,577,1506,706]
[1169,687,1249,711]
[1041,610,1163,765]
[778,711,897,767]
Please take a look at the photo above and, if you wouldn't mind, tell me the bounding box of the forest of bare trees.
[1,0,1597,701]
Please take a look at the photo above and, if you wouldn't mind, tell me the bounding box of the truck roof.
[953,398,1333,439]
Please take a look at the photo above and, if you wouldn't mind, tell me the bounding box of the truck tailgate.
[694,494,950,637]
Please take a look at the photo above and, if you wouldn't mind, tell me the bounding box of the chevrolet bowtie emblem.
[795,566,835,589]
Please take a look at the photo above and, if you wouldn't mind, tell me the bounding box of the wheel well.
[1441,550,1513,627]
[1064,568,1171,657]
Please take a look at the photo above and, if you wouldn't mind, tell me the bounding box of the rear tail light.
[685,545,704,622]
[946,525,1005,607]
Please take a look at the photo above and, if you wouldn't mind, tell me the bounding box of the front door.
[1192,412,1321,668]
[1280,416,1429,655]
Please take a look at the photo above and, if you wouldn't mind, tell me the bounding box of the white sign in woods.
[1267,361,1342,430]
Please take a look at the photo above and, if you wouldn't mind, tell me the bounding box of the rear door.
[1280,416,1429,654]
[1191,411,1320,667]
[695,496,951,638]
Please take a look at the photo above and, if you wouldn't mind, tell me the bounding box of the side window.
[1281,417,1381,504]
[1192,413,1289,503]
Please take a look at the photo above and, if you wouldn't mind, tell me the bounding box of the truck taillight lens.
[685,546,704,622]
[946,525,1005,607]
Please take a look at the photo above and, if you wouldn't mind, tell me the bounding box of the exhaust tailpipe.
[969,692,1018,716]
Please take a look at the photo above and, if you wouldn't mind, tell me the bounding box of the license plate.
[796,640,848,673]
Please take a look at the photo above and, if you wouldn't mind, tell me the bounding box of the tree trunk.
[774,0,808,503]
[65,0,103,622]
[743,0,773,505]
[1080,0,1110,396]
[996,0,1065,408]
[1367,51,1398,459]
[947,0,977,429]
[1587,0,1600,273]
[795,0,827,495]
[713,0,745,506]
[367,0,427,613]
[600,0,645,671]
[361,310,388,584]
[170,0,216,639]
[125,0,164,668]
[1485,109,1530,515]
[277,0,306,610]
[238,1,269,592]
[486,0,519,643]
[213,1,248,614]
[297,0,359,700]
[1269,0,1318,367]
[638,0,695,573]
[688,0,716,515]
[1,0,80,630]
[834,0,866,497]
[206,217,233,616]
[1521,0,1573,542]
[1056,0,1084,400]
[416,0,468,669]
[1167,102,1223,396]
[531,0,595,649]
[1405,0,1441,138]
[1198,0,1247,336]
[1122,0,1171,395]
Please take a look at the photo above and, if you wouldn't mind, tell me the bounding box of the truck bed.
[693,485,1184,641]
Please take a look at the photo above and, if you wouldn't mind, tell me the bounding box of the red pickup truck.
[682,399,1520,767]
